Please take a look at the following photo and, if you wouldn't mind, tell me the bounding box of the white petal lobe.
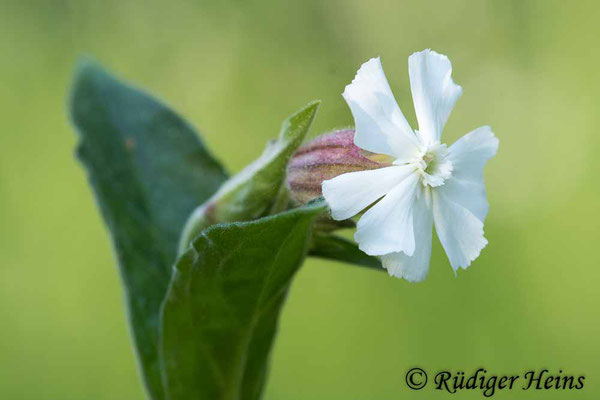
[343,57,420,162]
[441,126,498,222]
[438,178,489,222]
[381,188,433,281]
[432,190,488,271]
[354,173,419,256]
[322,165,414,221]
[409,49,462,145]
[448,126,499,183]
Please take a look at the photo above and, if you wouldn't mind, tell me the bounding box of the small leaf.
[178,101,320,253]
[69,58,228,400]
[160,200,326,400]
[309,234,382,270]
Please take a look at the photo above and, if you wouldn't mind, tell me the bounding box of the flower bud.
[178,101,320,254]
[286,129,391,204]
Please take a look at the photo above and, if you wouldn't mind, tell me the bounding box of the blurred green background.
[1,0,599,399]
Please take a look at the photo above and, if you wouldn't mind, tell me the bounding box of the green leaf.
[178,101,320,253]
[309,234,382,270]
[69,58,228,400]
[160,200,326,400]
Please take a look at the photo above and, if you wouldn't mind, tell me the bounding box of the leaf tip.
[68,56,105,123]
[70,55,106,90]
[279,100,321,143]
[296,99,321,121]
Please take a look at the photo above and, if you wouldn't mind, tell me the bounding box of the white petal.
[438,178,488,222]
[381,188,433,282]
[448,126,499,183]
[441,126,499,222]
[322,165,414,221]
[343,57,420,162]
[409,49,462,145]
[354,173,419,256]
[432,190,488,271]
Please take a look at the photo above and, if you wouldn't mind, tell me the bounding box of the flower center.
[416,142,453,187]
[422,152,436,173]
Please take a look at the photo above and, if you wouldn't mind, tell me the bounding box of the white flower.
[322,50,498,282]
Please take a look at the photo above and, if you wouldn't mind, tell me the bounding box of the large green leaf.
[69,59,228,400]
[309,233,382,270]
[160,200,326,400]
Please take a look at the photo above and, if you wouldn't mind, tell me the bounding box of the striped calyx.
[286,129,391,204]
